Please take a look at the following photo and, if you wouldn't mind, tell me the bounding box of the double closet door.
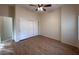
[61,5,78,47]
[18,18,38,41]
[20,19,34,39]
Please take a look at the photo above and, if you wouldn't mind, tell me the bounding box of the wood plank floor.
[10,35,79,55]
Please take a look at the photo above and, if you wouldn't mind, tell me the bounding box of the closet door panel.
[19,18,34,40]
[61,5,78,47]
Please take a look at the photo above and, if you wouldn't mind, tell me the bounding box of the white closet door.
[61,5,77,47]
[20,18,34,40]
[27,21,34,37]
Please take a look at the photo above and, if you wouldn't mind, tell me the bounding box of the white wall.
[39,8,61,41]
[37,13,43,35]
[61,5,78,47]
[14,6,38,42]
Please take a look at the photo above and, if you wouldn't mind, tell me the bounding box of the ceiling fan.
[29,4,52,11]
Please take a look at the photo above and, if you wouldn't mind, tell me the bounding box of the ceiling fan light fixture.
[29,4,52,12]
[37,7,43,11]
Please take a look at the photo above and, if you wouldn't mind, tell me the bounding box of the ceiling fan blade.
[38,4,43,7]
[43,8,46,11]
[44,4,52,7]
[29,4,36,7]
